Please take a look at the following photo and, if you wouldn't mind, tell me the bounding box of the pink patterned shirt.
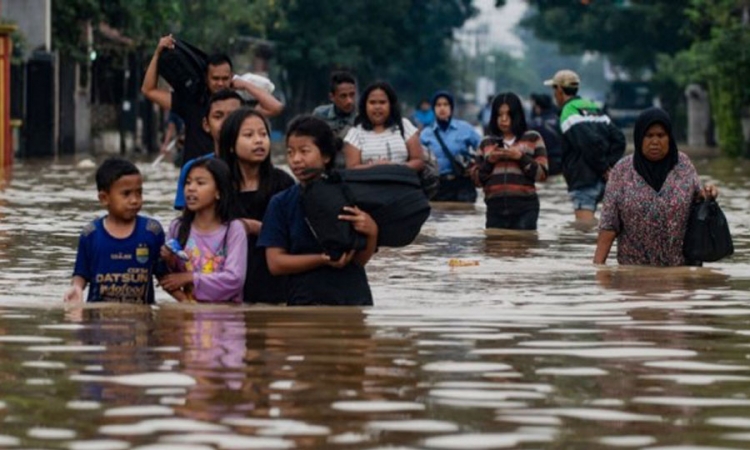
[599,152,700,266]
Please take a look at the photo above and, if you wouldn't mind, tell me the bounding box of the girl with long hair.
[218,107,295,304]
[160,158,247,302]
[258,115,378,306]
[473,92,548,230]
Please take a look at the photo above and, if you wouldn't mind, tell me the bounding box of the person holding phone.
[472,92,548,230]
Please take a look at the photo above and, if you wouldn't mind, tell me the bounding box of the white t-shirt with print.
[344,118,418,164]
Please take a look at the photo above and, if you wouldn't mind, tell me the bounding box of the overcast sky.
[459,0,527,55]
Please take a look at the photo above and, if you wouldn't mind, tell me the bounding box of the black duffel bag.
[301,165,431,258]
[683,198,734,263]
[158,38,208,98]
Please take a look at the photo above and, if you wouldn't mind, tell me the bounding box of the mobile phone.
[479,136,502,149]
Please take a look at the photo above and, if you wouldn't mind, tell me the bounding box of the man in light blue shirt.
[420,91,481,203]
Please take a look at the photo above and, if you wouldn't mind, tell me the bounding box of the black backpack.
[301,165,431,258]
[158,39,208,98]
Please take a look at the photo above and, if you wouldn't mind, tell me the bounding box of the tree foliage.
[52,0,476,116]
[51,0,101,60]
[674,0,750,156]
[52,0,272,59]
[521,0,750,156]
[266,0,477,113]
[521,0,692,74]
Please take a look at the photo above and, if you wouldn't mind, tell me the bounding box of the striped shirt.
[476,130,548,202]
[344,118,418,164]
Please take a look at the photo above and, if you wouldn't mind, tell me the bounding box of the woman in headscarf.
[593,107,718,266]
[419,91,481,202]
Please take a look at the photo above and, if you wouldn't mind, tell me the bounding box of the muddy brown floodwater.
[0,154,748,449]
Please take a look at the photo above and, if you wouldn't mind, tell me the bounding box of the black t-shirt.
[236,168,295,304]
[171,91,213,165]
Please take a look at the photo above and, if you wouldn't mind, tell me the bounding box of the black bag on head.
[157,38,208,98]
[302,165,431,254]
[683,198,734,263]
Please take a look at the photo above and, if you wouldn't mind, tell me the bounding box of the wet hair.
[218,107,277,201]
[95,157,140,192]
[206,53,233,72]
[176,158,236,247]
[203,89,244,119]
[330,71,356,94]
[356,81,404,137]
[286,115,340,171]
[489,92,528,139]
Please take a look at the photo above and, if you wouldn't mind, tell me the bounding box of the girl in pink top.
[161,158,247,302]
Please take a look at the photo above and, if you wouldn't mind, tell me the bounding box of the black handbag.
[683,198,734,263]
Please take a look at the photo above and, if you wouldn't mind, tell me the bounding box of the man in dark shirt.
[141,34,283,166]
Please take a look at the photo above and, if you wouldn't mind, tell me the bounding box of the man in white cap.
[545,69,625,222]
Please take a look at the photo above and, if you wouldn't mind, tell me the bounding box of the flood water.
[0,154,750,449]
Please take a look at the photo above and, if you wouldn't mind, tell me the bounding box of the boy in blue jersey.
[64,158,165,304]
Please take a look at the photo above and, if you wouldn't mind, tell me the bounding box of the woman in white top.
[343,81,425,172]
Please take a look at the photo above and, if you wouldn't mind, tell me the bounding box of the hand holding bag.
[683,198,734,263]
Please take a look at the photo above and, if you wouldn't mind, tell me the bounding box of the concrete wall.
[2,0,51,58]
[685,84,711,147]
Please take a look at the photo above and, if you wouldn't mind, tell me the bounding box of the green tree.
[520,0,750,156]
[51,0,101,60]
[52,0,273,59]
[676,0,750,156]
[521,0,692,74]
[266,0,476,114]
[53,0,475,118]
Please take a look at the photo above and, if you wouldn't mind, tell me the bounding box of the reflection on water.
[0,155,748,448]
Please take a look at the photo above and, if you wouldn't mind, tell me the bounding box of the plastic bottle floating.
[166,239,190,261]
[448,258,480,267]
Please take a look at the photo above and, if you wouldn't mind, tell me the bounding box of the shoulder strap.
[434,129,465,176]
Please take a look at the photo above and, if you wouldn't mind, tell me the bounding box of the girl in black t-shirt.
[218,107,295,304]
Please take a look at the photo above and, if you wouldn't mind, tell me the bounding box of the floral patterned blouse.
[599,152,700,266]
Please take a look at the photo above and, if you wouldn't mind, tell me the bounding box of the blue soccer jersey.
[73,215,165,304]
